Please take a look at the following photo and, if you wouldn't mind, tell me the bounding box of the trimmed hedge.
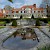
[12,20,17,26]
[36,20,40,26]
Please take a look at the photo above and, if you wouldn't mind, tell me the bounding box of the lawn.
[0,26,5,29]
[48,21,50,24]
[0,21,6,25]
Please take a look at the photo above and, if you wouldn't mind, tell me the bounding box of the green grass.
[0,21,6,24]
[0,26,5,29]
[48,21,50,24]
[38,44,50,50]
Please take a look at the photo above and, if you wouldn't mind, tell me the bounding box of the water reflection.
[3,36,38,49]
[2,28,39,49]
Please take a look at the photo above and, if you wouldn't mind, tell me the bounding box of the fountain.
[2,27,39,49]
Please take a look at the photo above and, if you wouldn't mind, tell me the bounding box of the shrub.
[12,20,17,26]
[31,14,34,19]
[36,20,40,26]
[20,15,22,19]
[5,19,11,23]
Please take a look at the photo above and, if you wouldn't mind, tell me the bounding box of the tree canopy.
[8,0,13,3]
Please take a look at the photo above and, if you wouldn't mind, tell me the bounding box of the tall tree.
[8,0,13,3]
[36,20,40,26]
[12,20,17,26]
[4,5,12,10]
[20,15,22,19]
[40,0,49,8]
[31,14,34,19]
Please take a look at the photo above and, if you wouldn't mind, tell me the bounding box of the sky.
[0,0,43,9]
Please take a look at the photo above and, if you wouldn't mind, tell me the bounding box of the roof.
[21,5,34,9]
[12,8,21,11]
[3,4,44,13]
[20,4,43,11]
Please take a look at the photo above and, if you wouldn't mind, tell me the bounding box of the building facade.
[2,4,47,18]
[0,9,3,18]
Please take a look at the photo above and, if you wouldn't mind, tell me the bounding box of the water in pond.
[3,36,38,50]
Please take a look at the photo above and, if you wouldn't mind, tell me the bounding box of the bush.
[36,20,40,26]
[20,15,22,19]
[5,19,11,23]
[31,14,34,19]
[48,21,50,24]
[12,20,17,26]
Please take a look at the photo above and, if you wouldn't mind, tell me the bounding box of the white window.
[22,11,24,13]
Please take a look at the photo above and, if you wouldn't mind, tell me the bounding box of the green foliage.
[31,15,34,19]
[8,0,13,3]
[0,26,5,29]
[38,44,50,50]
[48,21,50,24]
[5,19,11,23]
[0,21,6,25]
[43,19,48,23]
[4,5,12,10]
[20,15,22,19]
[12,20,17,26]
[36,20,40,26]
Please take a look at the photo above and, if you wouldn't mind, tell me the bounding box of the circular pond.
[2,36,38,49]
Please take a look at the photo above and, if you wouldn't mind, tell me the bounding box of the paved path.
[33,28,50,49]
[0,27,17,50]
[39,26,50,38]
[0,27,50,50]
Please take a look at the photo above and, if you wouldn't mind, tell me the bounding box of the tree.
[5,19,11,23]
[40,0,49,8]
[8,0,13,3]
[20,15,22,19]
[36,20,40,26]
[12,20,17,26]
[40,0,50,17]
[31,14,34,19]
[4,5,12,10]
[43,19,48,23]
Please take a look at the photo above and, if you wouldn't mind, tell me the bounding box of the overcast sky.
[0,0,43,9]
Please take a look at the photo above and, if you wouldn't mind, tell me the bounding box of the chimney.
[33,4,36,8]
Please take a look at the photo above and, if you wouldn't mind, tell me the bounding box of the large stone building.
[2,4,47,18]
